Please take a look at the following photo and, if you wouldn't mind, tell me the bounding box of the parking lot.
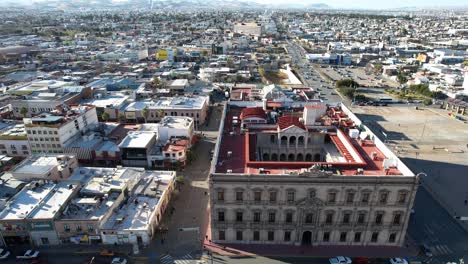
[317,66,399,88]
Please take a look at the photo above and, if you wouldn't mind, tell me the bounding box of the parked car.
[16,250,39,259]
[389,258,409,264]
[111,258,127,264]
[0,248,9,259]
[355,257,369,264]
[421,244,433,257]
[329,256,352,264]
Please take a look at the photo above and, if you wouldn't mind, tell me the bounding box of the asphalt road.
[407,185,468,264]
[286,40,345,103]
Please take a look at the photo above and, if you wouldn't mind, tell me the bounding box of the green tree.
[118,113,126,123]
[373,64,383,73]
[336,79,358,88]
[397,72,408,85]
[20,107,28,118]
[174,175,185,190]
[101,112,110,122]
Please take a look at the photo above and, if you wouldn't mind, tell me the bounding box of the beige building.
[210,102,418,247]
[9,154,78,182]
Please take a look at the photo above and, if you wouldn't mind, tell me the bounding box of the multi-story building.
[123,96,209,127]
[0,123,31,158]
[24,105,99,154]
[209,102,418,247]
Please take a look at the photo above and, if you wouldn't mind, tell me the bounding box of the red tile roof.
[240,107,267,120]
[278,115,305,130]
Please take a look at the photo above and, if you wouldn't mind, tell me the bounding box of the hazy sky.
[253,0,468,9]
[22,0,468,9]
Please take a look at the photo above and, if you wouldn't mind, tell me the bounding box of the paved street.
[407,186,468,264]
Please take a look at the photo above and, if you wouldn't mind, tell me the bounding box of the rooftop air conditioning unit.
[227,169,233,173]
[227,151,232,157]
[357,168,364,174]
[259,168,265,174]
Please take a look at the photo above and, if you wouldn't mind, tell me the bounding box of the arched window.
[270,135,276,143]
[281,136,287,145]
[305,153,313,161]
[298,136,304,145]
[289,136,296,145]
[263,153,270,161]
[314,153,321,161]
[280,154,286,161]
[271,153,278,161]
[296,153,304,161]
[288,154,295,161]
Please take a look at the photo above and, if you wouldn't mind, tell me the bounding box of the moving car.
[389,258,408,264]
[111,258,127,264]
[0,248,9,259]
[329,256,352,264]
[16,250,39,259]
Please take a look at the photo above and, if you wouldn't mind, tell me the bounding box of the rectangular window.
[41,237,49,245]
[375,213,383,225]
[268,231,274,241]
[268,212,276,223]
[361,192,370,204]
[64,224,70,232]
[328,192,336,203]
[357,213,365,224]
[236,212,243,222]
[389,233,397,243]
[236,231,243,241]
[285,212,293,223]
[393,213,401,225]
[218,211,225,222]
[342,213,350,224]
[217,191,224,201]
[379,192,388,204]
[323,231,330,242]
[346,192,355,204]
[219,230,225,240]
[253,212,261,222]
[236,191,243,201]
[87,225,94,231]
[287,191,295,202]
[269,191,277,202]
[253,231,260,241]
[254,191,262,202]
[76,225,82,231]
[371,232,379,243]
[340,232,347,242]
[305,213,313,224]
[398,192,407,204]
[284,231,291,242]
[325,213,333,224]
[354,232,361,242]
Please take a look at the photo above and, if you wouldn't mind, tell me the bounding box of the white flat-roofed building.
[0,124,31,157]
[26,182,79,246]
[156,116,194,142]
[123,96,208,126]
[119,131,157,168]
[100,170,175,247]
[0,181,78,246]
[10,154,78,182]
[166,79,189,93]
[233,22,264,37]
[83,94,129,121]
[24,105,99,155]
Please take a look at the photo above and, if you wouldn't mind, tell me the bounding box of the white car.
[389,258,408,264]
[329,256,352,264]
[0,248,10,259]
[111,258,128,264]
[16,250,39,259]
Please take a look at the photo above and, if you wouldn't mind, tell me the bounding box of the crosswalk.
[160,253,194,264]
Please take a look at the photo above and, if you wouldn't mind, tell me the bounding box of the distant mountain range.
[0,0,332,10]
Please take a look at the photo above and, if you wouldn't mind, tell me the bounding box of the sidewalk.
[203,241,419,258]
